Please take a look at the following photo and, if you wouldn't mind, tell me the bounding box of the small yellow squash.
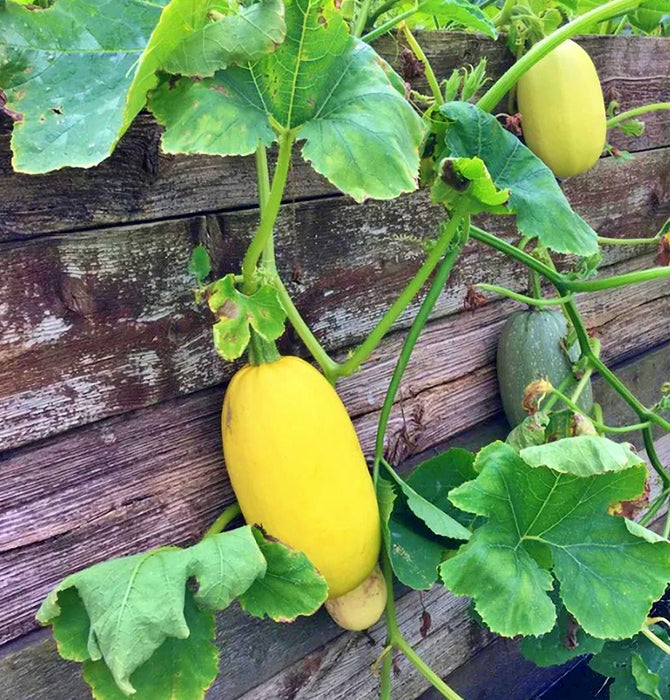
[222,355,381,598]
[325,564,387,631]
[517,40,606,179]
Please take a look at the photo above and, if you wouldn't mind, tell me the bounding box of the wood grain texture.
[2,272,668,647]
[2,146,669,453]
[1,34,668,240]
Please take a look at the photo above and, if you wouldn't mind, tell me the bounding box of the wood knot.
[60,276,96,317]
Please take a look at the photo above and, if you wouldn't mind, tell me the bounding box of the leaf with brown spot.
[207,274,286,361]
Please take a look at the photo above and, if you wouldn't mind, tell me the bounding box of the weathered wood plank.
[2,146,669,452]
[1,34,668,240]
[1,278,668,647]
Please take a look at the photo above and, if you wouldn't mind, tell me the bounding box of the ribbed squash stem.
[248,329,280,366]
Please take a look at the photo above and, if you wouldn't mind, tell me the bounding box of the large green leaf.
[520,594,605,667]
[238,532,328,621]
[149,0,424,201]
[590,627,670,700]
[439,101,599,256]
[383,457,473,540]
[82,592,218,700]
[0,0,169,173]
[37,527,266,695]
[401,0,497,36]
[440,441,670,639]
[163,0,286,78]
[0,0,285,172]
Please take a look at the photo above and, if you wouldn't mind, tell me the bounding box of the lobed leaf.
[37,527,266,695]
[238,531,328,622]
[440,441,670,639]
[208,274,286,361]
[519,435,644,476]
[162,0,286,78]
[590,627,670,700]
[149,0,424,202]
[82,592,218,700]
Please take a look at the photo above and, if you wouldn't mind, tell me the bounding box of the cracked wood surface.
[1,147,669,453]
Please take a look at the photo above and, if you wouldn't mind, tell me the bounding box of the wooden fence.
[1,31,670,699]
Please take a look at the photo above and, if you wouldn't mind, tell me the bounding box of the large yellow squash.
[222,355,381,598]
[517,40,606,179]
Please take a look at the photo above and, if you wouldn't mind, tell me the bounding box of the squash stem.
[339,203,470,382]
[607,102,670,129]
[248,330,281,365]
[402,24,443,106]
[242,131,295,293]
[203,502,242,538]
[597,235,660,246]
[373,225,468,477]
[475,283,571,307]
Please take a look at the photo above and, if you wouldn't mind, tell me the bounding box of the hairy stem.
[362,7,417,42]
[597,235,660,246]
[477,0,643,113]
[641,624,670,657]
[366,0,403,28]
[242,132,295,292]
[564,266,670,293]
[550,388,649,433]
[493,0,516,28]
[203,502,242,538]
[607,102,670,129]
[338,205,469,379]
[255,145,277,274]
[374,232,467,478]
[353,0,375,37]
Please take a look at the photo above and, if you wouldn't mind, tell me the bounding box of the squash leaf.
[162,0,286,78]
[431,155,510,216]
[82,592,218,700]
[389,0,497,37]
[377,452,477,591]
[440,441,670,639]
[377,477,448,590]
[438,101,599,256]
[519,435,644,476]
[148,0,424,202]
[520,593,605,667]
[590,627,670,700]
[207,274,286,361]
[238,531,328,622]
[0,0,286,172]
[36,527,266,695]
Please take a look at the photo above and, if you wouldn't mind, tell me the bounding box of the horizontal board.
[2,146,669,453]
[1,34,669,240]
[1,274,668,646]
